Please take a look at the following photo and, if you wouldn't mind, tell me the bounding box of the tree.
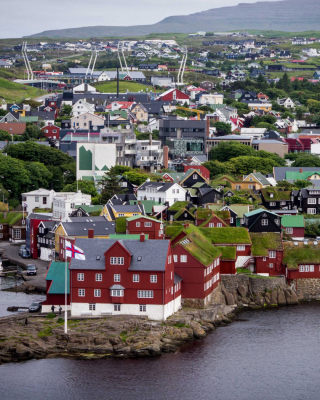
[307,99,320,114]
[62,180,98,197]
[100,167,123,204]
[23,123,42,139]
[209,142,255,162]
[25,161,53,190]
[211,121,232,136]
[0,154,30,200]
[0,130,12,141]
[292,154,320,168]
[277,181,295,190]
[228,156,278,175]
[256,150,286,166]
[294,180,311,189]
[125,171,149,186]
[60,104,73,116]
[227,195,250,205]
[256,122,278,131]
[112,165,132,175]
[0,109,7,117]
[203,160,227,178]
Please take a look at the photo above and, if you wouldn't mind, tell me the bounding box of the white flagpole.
[64,242,68,334]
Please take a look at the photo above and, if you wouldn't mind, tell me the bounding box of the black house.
[242,208,282,233]
[260,188,292,211]
[293,187,320,215]
[197,187,222,206]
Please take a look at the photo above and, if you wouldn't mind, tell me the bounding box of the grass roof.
[115,217,127,234]
[165,223,198,240]
[200,227,251,244]
[283,245,320,270]
[215,210,231,220]
[217,246,236,260]
[174,208,194,220]
[261,187,291,201]
[196,208,213,219]
[250,233,283,257]
[168,201,190,212]
[0,212,23,225]
[180,232,222,266]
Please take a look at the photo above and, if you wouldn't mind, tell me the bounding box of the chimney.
[138,200,141,205]
[184,223,189,228]
[163,146,169,169]
[88,229,94,238]
[300,168,303,173]
[140,233,145,242]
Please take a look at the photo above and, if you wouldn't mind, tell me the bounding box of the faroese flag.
[66,241,86,260]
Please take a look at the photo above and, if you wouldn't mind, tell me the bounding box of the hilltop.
[26,0,320,38]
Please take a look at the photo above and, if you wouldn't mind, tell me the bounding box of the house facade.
[137,182,186,206]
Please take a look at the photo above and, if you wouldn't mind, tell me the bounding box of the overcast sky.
[0,0,280,38]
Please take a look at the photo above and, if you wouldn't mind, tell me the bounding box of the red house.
[41,124,60,139]
[281,215,305,239]
[126,215,164,239]
[68,236,181,320]
[196,210,230,228]
[26,212,53,259]
[172,231,221,307]
[250,233,284,276]
[157,88,190,105]
[183,165,210,181]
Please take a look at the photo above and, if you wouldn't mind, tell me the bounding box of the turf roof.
[283,245,320,270]
[179,232,222,266]
[250,232,283,256]
[260,188,291,201]
[216,246,236,260]
[0,212,23,225]
[200,227,251,244]
[168,201,190,212]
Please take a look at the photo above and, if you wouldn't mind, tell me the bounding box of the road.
[1,242,49,290]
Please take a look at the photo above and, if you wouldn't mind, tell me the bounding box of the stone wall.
[296,279,320,300]
[221,274,286,296]
[182,285,224,309]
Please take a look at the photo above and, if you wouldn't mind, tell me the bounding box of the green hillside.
[0,78,45,102]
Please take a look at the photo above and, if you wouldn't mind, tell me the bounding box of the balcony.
[125,149,136,155]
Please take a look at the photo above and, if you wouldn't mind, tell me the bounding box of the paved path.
[1,242,49,290]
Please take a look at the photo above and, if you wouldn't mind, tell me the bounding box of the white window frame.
[237,245,245,251]
[78,289,85,297]
[299,265,304,272]
[286,227,293,234]
[94,289,101,297]
[95,273,102,281]
[209,223,214,228]
[77,273,84,281]
[307,208,316,214]
[89,304,96,311]
[144,222,152,227]
[114,274,121,282]
[111,289,124,297]
[269,251,276,259]
[136,222,140,227]
[308,198,317,204]
[262,219,268,226]
[114,304,121,311]
[269,263,273,268]
[139,304,146,312]
[137,290,153,298]
[150,275,157,283]
[180,255,187,263]
[310,265,314,272]
[173,255,178,262]
[133,274,140,282]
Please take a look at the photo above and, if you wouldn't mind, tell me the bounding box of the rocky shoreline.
[0,279,300,365]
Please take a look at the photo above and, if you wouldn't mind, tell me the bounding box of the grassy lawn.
[93,81,151,93]
[0,77,46,102]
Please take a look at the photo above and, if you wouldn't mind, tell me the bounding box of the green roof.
[192,182,206,188]
[196,208,212,220]
[244,208,279,218]
[174,208,194,220]
[165,223,198,240]
[116,217,127,233]
[249,172,270,186]
[82,176,94,181]
[128,200,163,214]
[126,215,159,223]
[46,262,70,295]
[283,245,320,270]
[250,232,283,257]
[200,227,251,244]
[109,234,149,240]
[221,205,250,218]
[217,246,236,260]
[0,212,23,225]
[260,188,291,201]
[168,201,190,212]
[286,171,320,181]
[20,116,38,122]
[281,215,305,228]
[215,210,231,220]
[187,188,197,197]
[178,231,222,266]
[75,205,103,214]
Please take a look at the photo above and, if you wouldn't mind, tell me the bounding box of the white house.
[71,112,105,129]
[72,99,95,117]
[137,182,186,206]
[52,191,91,222]
[199,92,224,105]
[22,189,56,212]
[73,83,97,93]
[277,97,295,109]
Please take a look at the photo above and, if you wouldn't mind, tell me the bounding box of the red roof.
[291,77,304,81]
[291,60,306,63]
[188,88,206,92]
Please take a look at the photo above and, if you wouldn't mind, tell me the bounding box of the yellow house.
[248,102,272,112]
[101,203,143,221]
[221,172,270,191]
[130,103,148,122]
[54,221,114,255]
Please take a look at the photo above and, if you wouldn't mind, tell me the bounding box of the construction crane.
[175,106,206,120]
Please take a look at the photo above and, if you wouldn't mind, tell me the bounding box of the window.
[305,265,310,272]
[217,223,222,227]
[274,219,280,226]
[139,305,146,312]
[299,265,304,272]
[150,275,157,283]
[236,185,241,190]
[263,257,266,261]
[133,274,140,282]
[307,208,316,214]
[269,263,273,268]
[94,289,101,297]
[138,290,153,298]
[237,245,245,251]
[286,227,293,234]
[118,213,125,217]
[269,251,276,258]
[209,223,214,228]
[121,182,127,187]
[262,219,268,226]
[230,218,234,224]
[180,255,187,263]
[308,198,317,204]
[270,202,276,206]
[111,289,124,297]
[13,229,21,239]
[193,174,197,179]
[43,197,47,205]
[78,289,85,297]
[110,257,124,265]
[89,304,96,311]
[168,255,172,264]
[248,185,254,190]
[310,265,314,272]
[144,222,152,227]
[77,273,84,281]
[114,274,121,282]
[136,222,140,227]
[0,234,3,238]
[35,196,39,202]
[95,273,102,281]
[0,225,3,230]
[173,255,177,262]
[114,304,121,312]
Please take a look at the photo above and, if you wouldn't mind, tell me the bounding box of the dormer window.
[270,193,274,198]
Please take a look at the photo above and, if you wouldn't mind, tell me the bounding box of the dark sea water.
[1,302,320,400]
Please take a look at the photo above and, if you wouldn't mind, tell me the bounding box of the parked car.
[26,264,37,275]
[29,302,42,312]
[21,249,31,259]
[19,244,27,257]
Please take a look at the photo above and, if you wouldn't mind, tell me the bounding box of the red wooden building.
[183,165,210,181]
[157,88,190,104]
[126,215,164,239]
[68,236,181,320]
[41,124,60,139]
[250,233,284,276]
